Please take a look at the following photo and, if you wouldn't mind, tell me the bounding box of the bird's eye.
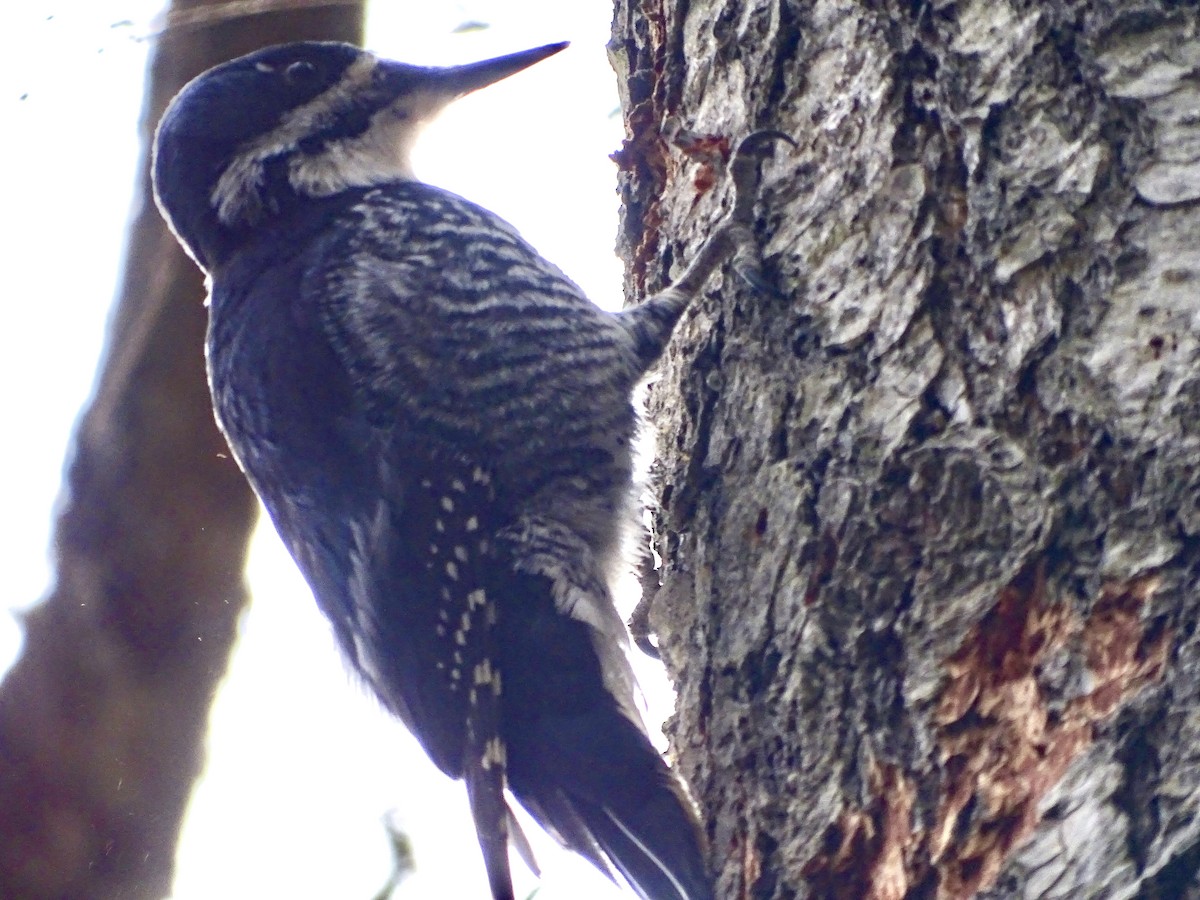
[284,60,319,86]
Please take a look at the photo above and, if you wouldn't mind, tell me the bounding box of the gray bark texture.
[0,3,363,897]
[610,1,1200,897]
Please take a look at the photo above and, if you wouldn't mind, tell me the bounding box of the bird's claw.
[664,129,794,298]
[725,130,795,295]
[730,130,796,223]
[732,129,798,163]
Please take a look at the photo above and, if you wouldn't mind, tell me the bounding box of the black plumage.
[152,39,780,900]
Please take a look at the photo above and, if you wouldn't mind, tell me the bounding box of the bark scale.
[611,1,1200,897]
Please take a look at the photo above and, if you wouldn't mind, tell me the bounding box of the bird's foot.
[672,130,796,298]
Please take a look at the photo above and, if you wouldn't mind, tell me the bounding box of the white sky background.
[4,2,677,898]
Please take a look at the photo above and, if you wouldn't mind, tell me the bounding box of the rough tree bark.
[611,1,1200,897]
[0,3,363,897]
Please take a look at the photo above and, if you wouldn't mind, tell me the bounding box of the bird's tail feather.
[591,794,710,900]
[580,778,712,900]
[466,767,512,900]
[464,666,514,900]
[510,713,712,900]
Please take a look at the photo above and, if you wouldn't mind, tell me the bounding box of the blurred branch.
[0,1,364,896]
[369,813,416,900]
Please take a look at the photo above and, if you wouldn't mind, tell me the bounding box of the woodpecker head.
[152,40,567,271]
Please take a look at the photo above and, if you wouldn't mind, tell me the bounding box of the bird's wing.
[301,190,556,895]
[303,183,711,898]
[346,435,523,899]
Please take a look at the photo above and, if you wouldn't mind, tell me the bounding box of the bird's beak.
[370,42,568,129]
[375,42,569,113]
[431,42,569,97]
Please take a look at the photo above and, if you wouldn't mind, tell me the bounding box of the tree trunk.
[610,1,1200,897]
[0,4,363,897]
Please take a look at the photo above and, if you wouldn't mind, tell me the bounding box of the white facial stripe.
[287,107,415,198]
[210,54,380,225]
[287,90,446,198]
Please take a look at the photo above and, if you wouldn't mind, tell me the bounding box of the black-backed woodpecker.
[153,39,782,900]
